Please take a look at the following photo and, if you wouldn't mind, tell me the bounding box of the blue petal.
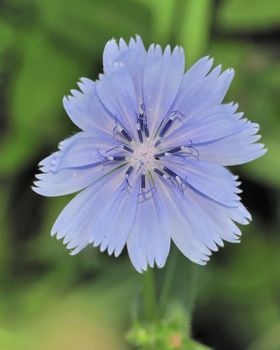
[153,179,213,264]
[188,188,252,244]
[103,39,121,73]
[39,131,119,172]
[33,163,114,197]
[160,101,265,166]
[34,130,121,196]
[143,44,185,134]
[195,126,266,165]
[63,80,115,133]
[103,36,145,73]
[161,158,240,208]
[103,36,146,110]
[163,103,245,146]
[90,170,139,257]
[50,170,124,255]
[172,59,234,120]
[127,185,171,272]
[156,177,251,257]
[96,64,138,137]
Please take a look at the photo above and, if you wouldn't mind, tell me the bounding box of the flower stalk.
[142,268,158,322]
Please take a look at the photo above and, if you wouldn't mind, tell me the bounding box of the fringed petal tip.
[129,258,170,274]
[31,185,40,195]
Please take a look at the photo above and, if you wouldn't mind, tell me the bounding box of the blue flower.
[33,36,266,272]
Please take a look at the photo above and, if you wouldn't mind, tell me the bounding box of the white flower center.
[129,140,157,171]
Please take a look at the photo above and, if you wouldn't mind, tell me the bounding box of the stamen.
[144,121,149,138]
[154,139,162,147]
[107,156,127,161]
[153,168,170,180]
[138,113,149,138]
[97,152,126,163]
[123,145,134,153]
[114,123,133,142]
[136,121,143,143]
[141,173,146,191]
[125,166,134,188]
[154,146,186,157]
[163,166,178,178]
[154,111,186,146]
[154,143,199,159]
[120,129,133,142]
[96,149,108,163]
[139,114,144,131]
[138,175,155,201]
[165,146,184,154]
[159,118,174,138]
[163,167,185,192]
[106,145,134,153]
[154,152,165,158]
[125,166,134,176]
[139,103,149,138]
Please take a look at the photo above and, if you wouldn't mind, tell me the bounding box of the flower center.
[129,140,157,171]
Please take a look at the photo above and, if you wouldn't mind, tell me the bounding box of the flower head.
[33,36,266,272]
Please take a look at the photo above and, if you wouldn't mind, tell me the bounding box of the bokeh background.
[0,0,279,349]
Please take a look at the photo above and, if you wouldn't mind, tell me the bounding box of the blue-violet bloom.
[33,36,266,272]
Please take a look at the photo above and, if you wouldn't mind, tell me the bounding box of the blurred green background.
[0,0,279,349]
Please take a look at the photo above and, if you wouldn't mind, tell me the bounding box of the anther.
[163,166,178,178]
[125,166,134,176]
[144,122,149,138]
[115,124,133,142]
[159,112,178,138]
[154,152,165,158]
[125,166,134,188]
[153,168,170,180]
[139,104,149,138]
[154,145,195,158]
[121,129,132,142]
[107,156,126,161]
[165,146,184,154]
[122,145,134,153]
[136,121,143,143]
[154,111,186,147]
[154,139,162,147]
[154,147,184,158]
[139,115,144,131]
[163,167,184,191]
[141,173,146,191]
[106,145,134,154]
[159,119,173,138]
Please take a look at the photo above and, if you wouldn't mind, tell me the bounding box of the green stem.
[142,268,158,322]
[186,264,199,316]
[184,263,199,337]
[159,250,198,336]
[159,250,178,313]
